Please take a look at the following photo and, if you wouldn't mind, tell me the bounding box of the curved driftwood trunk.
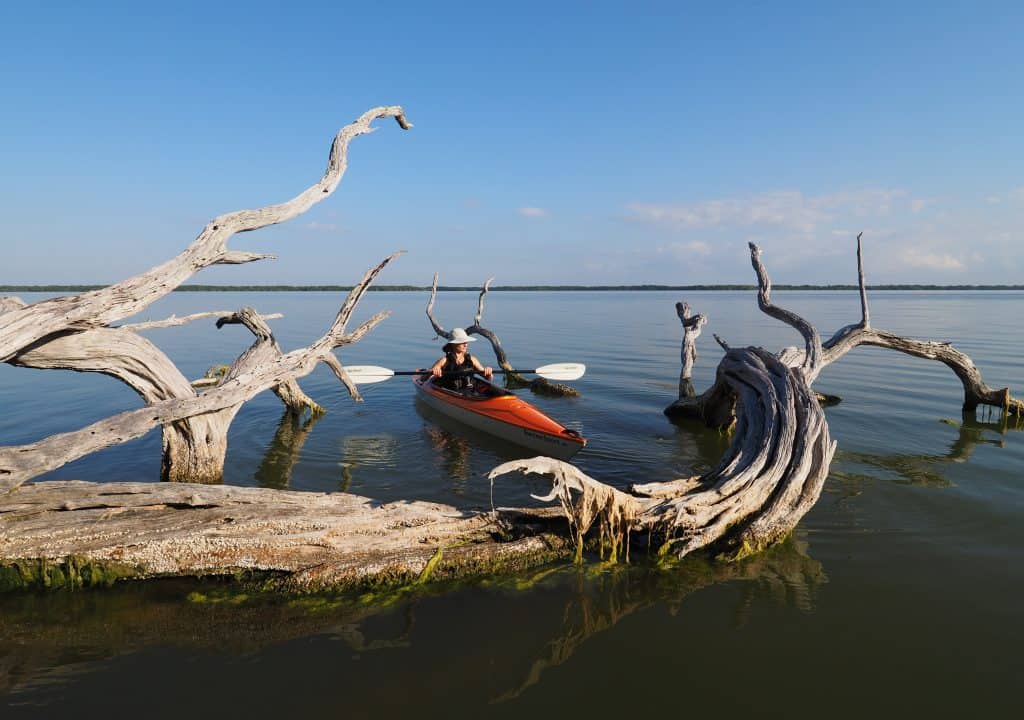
[0,107,410,363]
[0,108,410,488]
[497,237,1020,563]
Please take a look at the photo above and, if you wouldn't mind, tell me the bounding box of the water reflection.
[665,416,734,477]
[253,411,323,489]
[492,535,825,702]
[424,425,473,490]
[834,415,1013,488]
[337,434,401,493]
[0,538,824,707]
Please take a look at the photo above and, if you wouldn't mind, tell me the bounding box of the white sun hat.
[447,328,476,344]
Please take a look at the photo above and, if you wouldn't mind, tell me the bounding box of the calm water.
[1,290,1022,717]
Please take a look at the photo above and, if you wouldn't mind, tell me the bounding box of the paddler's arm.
[470,355,494,380]
[430,356,447,377]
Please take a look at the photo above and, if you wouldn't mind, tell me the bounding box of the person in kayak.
[429,327,494,391]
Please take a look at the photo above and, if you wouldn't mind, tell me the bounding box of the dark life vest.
[440,348,475,391]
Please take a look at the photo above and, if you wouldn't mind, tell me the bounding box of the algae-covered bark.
[0,481,576,593]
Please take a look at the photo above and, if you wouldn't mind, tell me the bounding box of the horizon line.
[4,284,1024,293]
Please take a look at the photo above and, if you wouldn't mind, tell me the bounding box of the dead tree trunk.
[0,107,411,489]
[496,236,1022,562]
[675,301,707,398]
[425,274,578,396]
[492,242,837,561]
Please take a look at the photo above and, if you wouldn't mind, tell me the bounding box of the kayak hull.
[413,375,585,459]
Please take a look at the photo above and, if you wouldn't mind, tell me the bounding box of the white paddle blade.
[534,363,586,381]
[344,365,397,385]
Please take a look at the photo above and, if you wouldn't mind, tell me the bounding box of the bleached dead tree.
[426,274,577,396]
[494,236,1022,562]
[0,106,411,487]
[675,301,706,398]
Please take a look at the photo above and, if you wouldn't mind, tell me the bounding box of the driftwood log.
[495,236,1021,562]
[426,274,578,396]
[0,107,411,487]
[666,235,1021,426]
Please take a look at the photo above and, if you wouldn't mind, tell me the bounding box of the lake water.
[1,289,1022,717]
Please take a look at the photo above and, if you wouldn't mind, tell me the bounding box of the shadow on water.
[0,537,824,709]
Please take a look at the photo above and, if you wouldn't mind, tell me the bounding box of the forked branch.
[0,253,400,491]
[0,106,411,363]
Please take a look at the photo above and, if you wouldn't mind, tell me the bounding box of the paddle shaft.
[391,369,538,377]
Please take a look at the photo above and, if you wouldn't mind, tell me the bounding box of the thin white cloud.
[899,248,965,271]
[518,206,549,218]
[628,189,907,236]
[305,221,342,232]
[659,240,712,260]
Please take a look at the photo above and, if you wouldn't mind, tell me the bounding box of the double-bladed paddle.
[344,363,586,385]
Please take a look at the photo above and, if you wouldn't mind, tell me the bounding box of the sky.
[1,1,1022,286]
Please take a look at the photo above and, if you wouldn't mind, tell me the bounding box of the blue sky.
[2,1,1022,285]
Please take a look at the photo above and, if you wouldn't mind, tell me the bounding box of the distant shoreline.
[3,284,1024,293]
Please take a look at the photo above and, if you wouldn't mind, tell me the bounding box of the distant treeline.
[4,284,1024,293]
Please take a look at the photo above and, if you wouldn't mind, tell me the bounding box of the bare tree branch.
[749,242,822,374]
[0,106,411,363]
[0,254,399,491]
[121,311,283,331]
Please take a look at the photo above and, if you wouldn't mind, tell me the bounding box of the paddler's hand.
[431,366,443,378]
[483,367,493,380]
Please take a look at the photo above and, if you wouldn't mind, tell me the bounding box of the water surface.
[1,290,1021,717]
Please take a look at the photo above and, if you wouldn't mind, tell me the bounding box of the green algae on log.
[0,556,140,592]
[0,480,575,594]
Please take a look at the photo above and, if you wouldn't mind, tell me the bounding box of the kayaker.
[429,328,493,391]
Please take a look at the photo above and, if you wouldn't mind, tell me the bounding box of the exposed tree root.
[490,457,641,563]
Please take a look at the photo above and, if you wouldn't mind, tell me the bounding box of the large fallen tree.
[2,112,1020,591]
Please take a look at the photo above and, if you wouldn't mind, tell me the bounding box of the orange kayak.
[413,375,586,459]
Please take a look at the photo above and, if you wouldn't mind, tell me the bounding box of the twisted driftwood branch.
[0,254,398,491]
[0,109,411,486]
[669,235,1020,426]
[494,244,836,561]
[0,106,411,363]
[121,311,283,331]
[779,234,1021,416]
